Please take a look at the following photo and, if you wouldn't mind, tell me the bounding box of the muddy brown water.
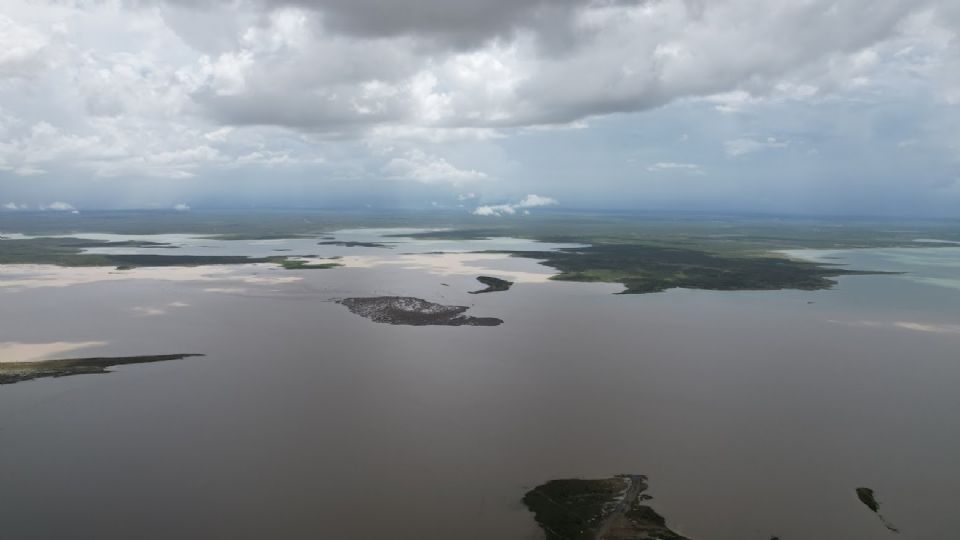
[1,239,959,539]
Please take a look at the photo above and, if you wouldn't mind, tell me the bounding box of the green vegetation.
[507,243,882,294]
[276,258,341,270]
[857,487,880,512]
[0,354,204,385]
[337,296,502,326]
[469,275,513,294]
[317,240,393,248]
[523,475,688,540]
[1,210,956,293]
[0,236,340,271]
[856,487,899,533]
[0,236,272,267]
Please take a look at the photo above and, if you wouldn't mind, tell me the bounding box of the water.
[1,233,958,539]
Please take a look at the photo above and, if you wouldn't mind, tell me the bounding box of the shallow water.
[1,232,958,539]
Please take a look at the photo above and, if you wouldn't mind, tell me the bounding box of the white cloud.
[473,204,516,216]
[647,162,704,174]
[516,194,557,208]
[132,306,167,317]
[382,149,487,184]
[0,0,959,215]
[173,203,190,211]
[725,137,789,157]
[0,14,48,79]
[473,193,557,216]
[42,201,75,211]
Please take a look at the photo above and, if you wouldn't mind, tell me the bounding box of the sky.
[1,0,959,217]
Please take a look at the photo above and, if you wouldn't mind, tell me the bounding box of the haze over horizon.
[2,0,960,217]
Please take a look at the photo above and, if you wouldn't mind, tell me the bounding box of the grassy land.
[386,213,956,293]
[506,243,881,294]
[0,236,275,267]
[0,236,340,270]
[469,276,513,294]
[277,258,342,270]
[0,354,204,385]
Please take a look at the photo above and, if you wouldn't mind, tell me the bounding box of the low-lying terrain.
[0,354,204,385]
[856,487,899,533]
[523,475,688,540]
[469,276,513,294]
[317,240,392,248]
[337,297,502,326]
[505,243,881,294]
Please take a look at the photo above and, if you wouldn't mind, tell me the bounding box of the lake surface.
[1,232,958,539]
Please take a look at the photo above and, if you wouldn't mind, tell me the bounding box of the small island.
[317,240,392,248]
[0,354,204,385]
[337,297,502,326]
[523,475,688,540]
[276,257,341,270]
[856,487,899,533]
[469,276,513,294]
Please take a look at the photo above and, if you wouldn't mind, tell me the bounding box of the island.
[0,354,204,385]
[523,475,689,540]
[856,487,899,533]
[336,297,502,326]
[277,257,342,269]
[317,240,392,248]
[469,276,513,294]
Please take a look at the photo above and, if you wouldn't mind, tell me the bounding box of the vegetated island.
[856,487,899,533]
[0,354,204,385]
[469,276,513,294]
[523,475,689,540]
[502,243,886,294]
[0,236,340,271]
[397,222,918,295]
[317,240,393,248]
[337,296,502,326]
[277,257,342,270]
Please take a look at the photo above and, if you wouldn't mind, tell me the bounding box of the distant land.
[0,354,204,385]
[1,209,955,294]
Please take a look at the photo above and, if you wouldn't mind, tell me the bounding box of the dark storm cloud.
[168,0,929,132]
[158,0,643,49]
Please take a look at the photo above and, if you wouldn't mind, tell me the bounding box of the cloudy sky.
[1,0,959,216]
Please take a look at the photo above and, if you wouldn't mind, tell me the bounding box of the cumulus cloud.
[725,137,790,157]
[0,14,49,79]
[41,201,76,211]
[647,162,704,174]
[163,0,940,133]
[382,149,487,184]
[173,203,191,211]
[1,0,960,215]
[473,193,557,216]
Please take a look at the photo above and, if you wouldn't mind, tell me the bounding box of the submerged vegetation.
[0,354,204,385]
